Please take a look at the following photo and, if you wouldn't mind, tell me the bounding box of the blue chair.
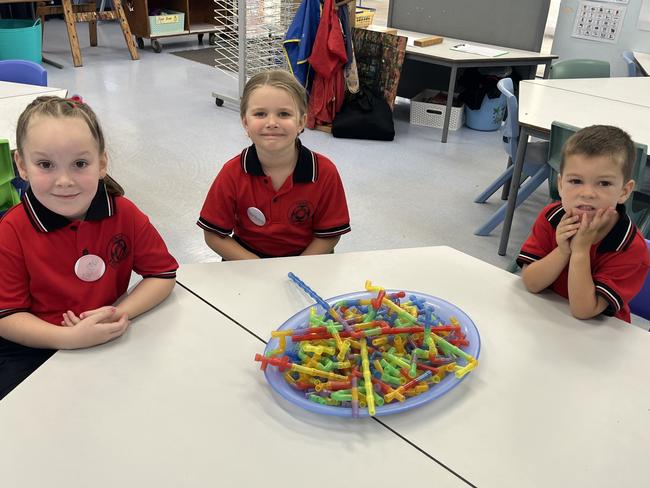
[622,51,638,77]
[0,59,47,86]
[474,78,550,236]
[549,59,610,79]
[630,239,650,321]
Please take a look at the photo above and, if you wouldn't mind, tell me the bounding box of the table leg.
[61,0,83,67]
[498,126,530,256]
[543,61,552,79]
[441,65,458,143]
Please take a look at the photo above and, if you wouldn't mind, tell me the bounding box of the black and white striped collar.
[22,180,115,233]
[240,139,318,183]
[546,202,636,253]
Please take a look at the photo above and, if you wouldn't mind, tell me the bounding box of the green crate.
[148,10,185,36]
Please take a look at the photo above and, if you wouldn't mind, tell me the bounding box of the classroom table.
[633,51,650,76]
[525,76,650,108]
[395,29,557,143]
[0,80,67,150]
[0,285,469,487]
[498,78,650,255]
[176,246,650,488]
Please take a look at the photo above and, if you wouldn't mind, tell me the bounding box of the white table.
[177,247,650,488]
[633,51,650,76]
[0,285,468,487]
[525,76,650,108]
[0,81,67,150]
[498,78,650,255]
[396,29,557,143]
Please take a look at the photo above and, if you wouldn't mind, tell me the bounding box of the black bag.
[332,89,395,141]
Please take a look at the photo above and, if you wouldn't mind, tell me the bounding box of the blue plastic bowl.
[262,290,481,418]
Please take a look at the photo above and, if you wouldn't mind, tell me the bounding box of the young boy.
[517,125,649,323]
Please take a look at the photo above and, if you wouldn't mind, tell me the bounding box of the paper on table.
[450,43,508,57]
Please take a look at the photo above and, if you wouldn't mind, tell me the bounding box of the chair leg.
[474,166,549,236]
[474,166,514,203]
[475,162,542,204]
[89,20,98,46]
[500,157,513,200]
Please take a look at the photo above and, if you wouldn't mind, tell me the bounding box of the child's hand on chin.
[570,207,618,251]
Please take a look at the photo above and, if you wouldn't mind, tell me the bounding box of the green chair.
[548,59,610,79]
[0,139,21,216]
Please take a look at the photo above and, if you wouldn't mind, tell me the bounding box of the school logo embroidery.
[107,234,130,267]
[289,200,313,225]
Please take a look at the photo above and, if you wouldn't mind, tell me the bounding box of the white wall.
[551,0,650,76]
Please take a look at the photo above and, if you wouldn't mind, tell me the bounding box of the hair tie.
[68,95,84,105]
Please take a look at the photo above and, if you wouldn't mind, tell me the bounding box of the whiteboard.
[387,0,551,52]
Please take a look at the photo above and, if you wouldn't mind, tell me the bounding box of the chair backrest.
[0,139,21,214]
[496,77,519,159]
[0,60,47,86]
[549,59,610,79]
[629,239,650,321]
[546,122,648,214]
[621,51,638,77]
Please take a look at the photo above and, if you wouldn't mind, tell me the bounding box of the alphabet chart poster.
[572,1,627,43]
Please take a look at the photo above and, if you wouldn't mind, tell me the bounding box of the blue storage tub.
[465,93,506,131]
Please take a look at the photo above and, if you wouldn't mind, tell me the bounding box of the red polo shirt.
[0,181,178,325]
[517,202,650,322]
[198,141,351,258]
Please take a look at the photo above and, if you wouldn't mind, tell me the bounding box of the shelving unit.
[211,0,299,106]
[123,0,226,52]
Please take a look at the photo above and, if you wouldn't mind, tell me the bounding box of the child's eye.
[253,111,266,117]
[37,160,53,170]
[599,181,613,187]
[568,178,582,185]
[279,111,292,117]
[74,160,89,169]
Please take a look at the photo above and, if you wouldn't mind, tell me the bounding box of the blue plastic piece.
[630,240,650,321]
[262,290,481,418]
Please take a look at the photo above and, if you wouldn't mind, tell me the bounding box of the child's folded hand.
[556,209,580,255]
[61,306,119,327]
[62,308,129,349]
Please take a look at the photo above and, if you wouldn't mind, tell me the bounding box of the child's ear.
[99,151,108,178]
[14,151,28,181]
[298,113,307,134]
[618,179,635,204]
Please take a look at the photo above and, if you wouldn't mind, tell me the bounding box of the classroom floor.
[36,18,551,272]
